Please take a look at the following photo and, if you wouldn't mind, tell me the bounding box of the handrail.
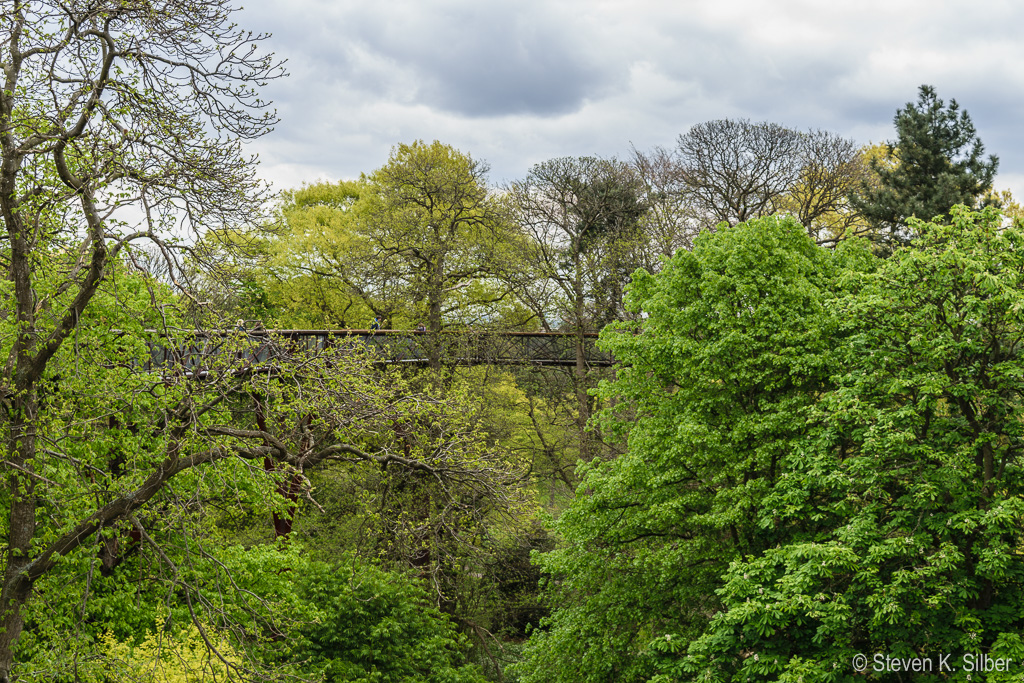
[131,328,613,369]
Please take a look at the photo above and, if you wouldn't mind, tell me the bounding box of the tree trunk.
[572,258,593,461]
[0,390,38,683]
[256,396,306,539]
[427,259,444,371]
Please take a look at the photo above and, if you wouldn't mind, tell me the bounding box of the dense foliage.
[1,20,1016,678]
[677,207,1024,681]
[516,214,842,682]
[518,207,1024,682]
[18,543,486,682]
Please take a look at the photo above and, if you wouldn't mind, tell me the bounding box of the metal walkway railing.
[142,329,614,371]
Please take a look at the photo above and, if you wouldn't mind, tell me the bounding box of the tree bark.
[0,391,37,682]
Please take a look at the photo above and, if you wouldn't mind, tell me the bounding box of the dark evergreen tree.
[852,84,998,244]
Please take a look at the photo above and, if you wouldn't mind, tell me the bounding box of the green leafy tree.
[17,539,488,683]
[243,146,523,356]
[363,141,514,368]
[0,2,285,675]
[515,215,840,683]
[263,180,383,328]
[520,206,1024,683]
[673,206,1024,682]
[6,314,531,678]
[293,553,488,683]
[851,85,999,245]
[189,179,412,329]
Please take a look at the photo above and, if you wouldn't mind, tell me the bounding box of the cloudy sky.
[235,0,1024,200]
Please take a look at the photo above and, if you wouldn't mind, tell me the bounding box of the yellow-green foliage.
[88,620,243,683]
[454,366,577,506]
[267,180,377,328]
[986,188,1024,225]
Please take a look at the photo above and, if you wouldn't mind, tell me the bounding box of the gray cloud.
[237,0,1024,199]
[252,1,621,118]
[351,4,619,116]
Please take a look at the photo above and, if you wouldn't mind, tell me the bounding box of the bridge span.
[145,328,614,370]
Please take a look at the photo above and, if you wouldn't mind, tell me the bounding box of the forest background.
[2,3,1024,683]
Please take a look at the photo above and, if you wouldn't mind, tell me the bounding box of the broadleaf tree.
[0,4,527,679]
[518,206,1024,682]
[675,206,1024,682]
[0,1,284,677]
[362,141,514,368]
[515,215,841,683]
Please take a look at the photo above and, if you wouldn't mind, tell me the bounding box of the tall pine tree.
[852,85,998,245]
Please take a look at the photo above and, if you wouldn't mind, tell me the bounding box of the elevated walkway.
[144,329,614,371]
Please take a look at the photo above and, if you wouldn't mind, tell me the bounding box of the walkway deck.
[145,329,614,370]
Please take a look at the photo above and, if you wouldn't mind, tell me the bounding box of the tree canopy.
[0,2,283,677]
[677,206,1024,682]
[516,214,840,682]
[3,22,1020,678]
[517,206,1024,682]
